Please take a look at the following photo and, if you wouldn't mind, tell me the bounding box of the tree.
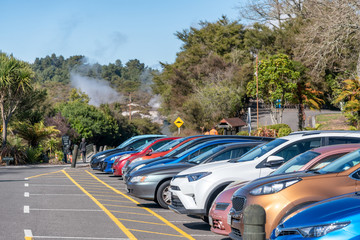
[0,53,34,147]
[247,54,299,124]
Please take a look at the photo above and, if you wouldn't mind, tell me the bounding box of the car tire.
[156,180,171,209]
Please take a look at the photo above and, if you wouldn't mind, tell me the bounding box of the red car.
[112,137,179,176]
[118,136,204,176]
[209,143,360,236]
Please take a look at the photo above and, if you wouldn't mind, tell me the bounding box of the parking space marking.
[62,170,137,240]
[103,204,142,209]
[85,170,196,240]
[111,210,153,216]
[128,229,185,238]
[24,229,33,240]
[24,192,29,197]
[27,170,64,179]
[24,206,30,213]
[91,194,126,198]
[117,218,167,226]
[29,184,77,187]
[31,236,129,239]
[30,208,103,212]
[25,183,29,187]
[96,199,132,203]
[30,193,87,196]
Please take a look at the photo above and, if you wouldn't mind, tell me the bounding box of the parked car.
[126,142,262,208]
[169,131,360,223]
[90,134,166,170]
[123,135,274,180]
[108,137,179,175]
[228,147,360,239]
[118,135,204,176]
[270,192,360,239]
[209,143,360,236]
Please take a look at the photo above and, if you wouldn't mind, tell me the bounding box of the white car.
[168,131,360,220]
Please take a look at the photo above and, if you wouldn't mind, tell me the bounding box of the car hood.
[130,162,194,177]
[104,151,137,161]
[282,192,360,228]
[128,156,166,169]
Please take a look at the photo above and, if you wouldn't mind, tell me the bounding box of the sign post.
[174,117,184,135]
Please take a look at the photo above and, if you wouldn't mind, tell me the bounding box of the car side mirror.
[265,156,285,167]
[146,149,153,156]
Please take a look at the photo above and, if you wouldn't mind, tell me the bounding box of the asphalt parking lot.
[0,165,229,240]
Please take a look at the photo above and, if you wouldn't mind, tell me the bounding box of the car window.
[235,139,287,162]
[187,144,220,160]
[329,137,360,144]
[319,149,360,174]
[150,140,172,151]
[155,138,183,152]
[212,147,252,162]
[274,138,321,162]
[129,139,149,150]
[271,151,320,175]
[309,153,346,170]
[187,146,226,164]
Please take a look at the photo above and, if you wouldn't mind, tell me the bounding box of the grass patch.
[316,113,350,130]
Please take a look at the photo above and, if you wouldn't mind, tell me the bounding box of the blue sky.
[0,0,242,69]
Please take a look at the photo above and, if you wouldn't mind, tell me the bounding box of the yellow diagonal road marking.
[85,170,195,240]
[27,170,63,179]
[62,170,137,240]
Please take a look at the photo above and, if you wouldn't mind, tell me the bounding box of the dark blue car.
[271,192,360,239]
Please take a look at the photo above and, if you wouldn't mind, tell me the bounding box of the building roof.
[218,118,246,128]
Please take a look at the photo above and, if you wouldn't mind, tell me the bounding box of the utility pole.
[256,55,259,129]
[129,92,132,121]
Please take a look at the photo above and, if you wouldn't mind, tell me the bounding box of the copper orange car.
[228,147,360,239]
[209,144,360,236]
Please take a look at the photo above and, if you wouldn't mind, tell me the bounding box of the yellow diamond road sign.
[174,117,184,128]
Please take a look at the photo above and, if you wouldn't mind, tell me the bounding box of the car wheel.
[156,180,171,209]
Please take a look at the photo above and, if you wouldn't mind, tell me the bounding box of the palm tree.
[0,53,33,147]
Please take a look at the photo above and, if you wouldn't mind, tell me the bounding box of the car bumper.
[209,204,232,236]
[104,162,114,173]
[91,161,101,170]
[126,181,157,200]
[168,191,206,215]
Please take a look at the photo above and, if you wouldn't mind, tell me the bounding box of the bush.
[268,124,291,131]
[25,147,42,164]
[278,127,292,137]
[237,131,250,136]
[0,144,26,165]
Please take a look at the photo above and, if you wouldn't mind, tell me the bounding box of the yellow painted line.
[24,229,33,240]
[103,204,142,209]
[27,170,63,179]
[118,218,167,226]
[97,199,132,203]
[87,190,120,194]
[86,170,196,240]
[128,228,184,238]
[111,210,152,216]
[61,170,137,240]
[92,194,125,198]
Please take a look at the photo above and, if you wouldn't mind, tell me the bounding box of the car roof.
[311,143,360,154]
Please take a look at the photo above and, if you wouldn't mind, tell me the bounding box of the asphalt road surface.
[0,164,229,240]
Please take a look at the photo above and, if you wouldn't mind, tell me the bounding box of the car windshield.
[318,149,360,174]
[116,137,136,149]
[187,146,226,164]
[271,151,320,175]
[163,139,197,157]
[234,139,287,162]
[135,139,156,151]
[154,138,183,152]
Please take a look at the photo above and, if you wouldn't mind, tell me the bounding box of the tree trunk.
[1,118,7,148]
[297,84,305,130]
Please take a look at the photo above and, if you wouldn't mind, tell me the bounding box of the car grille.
[215,203,230,211]
[278,230,300,236]
[232,196,246,212]
[231,227,242,238]
[171,194,184,208]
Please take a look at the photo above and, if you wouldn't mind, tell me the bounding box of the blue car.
[102,150,137,173]
[128,138,260,172]
[90,134,166,170]
[271,192,360,239]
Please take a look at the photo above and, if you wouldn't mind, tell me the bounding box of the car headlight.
[250,179,301,195]
[110,156,116,161]
[187,172,212,182]
[131,164,146,173]
[130,175,147,183]
[298,222,350,238]
[119,154,131,161]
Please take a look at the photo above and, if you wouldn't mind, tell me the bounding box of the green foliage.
[278,127,292,137]
[130,118,161,135]
[0,144,26,165]
[267,124,291,131]
[237,131,250,136]
[25,147,42,164]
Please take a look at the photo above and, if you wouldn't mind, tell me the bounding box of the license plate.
[227,214,232,225]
